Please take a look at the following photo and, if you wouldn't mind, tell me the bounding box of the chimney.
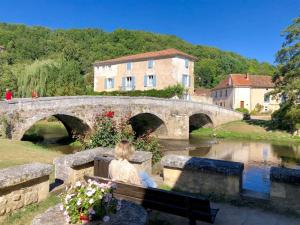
[245,73,249,80]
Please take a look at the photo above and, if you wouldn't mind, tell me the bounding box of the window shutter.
[182,75,185,85]
[153,75,156,87]
[144,75,147,87]
[104,78,107,89]
[132,76,135,89]
[112,78,115,88]
[122,77,125,88]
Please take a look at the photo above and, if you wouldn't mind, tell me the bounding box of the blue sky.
[0,0,299,63]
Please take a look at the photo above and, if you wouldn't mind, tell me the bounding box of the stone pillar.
[165,113,189,140]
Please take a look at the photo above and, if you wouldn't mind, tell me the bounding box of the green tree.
[272,16,300,132]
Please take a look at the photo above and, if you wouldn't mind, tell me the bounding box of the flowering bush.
[61,180,121,224]
[84,111,162,164]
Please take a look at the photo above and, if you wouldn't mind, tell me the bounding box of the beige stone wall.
[270,181,300,215]
[0,176,49,222]
[250,88,280,112]
[212,88,234,108]
[94,57,194,94]
[163,168,241,198]
[191,95,213,104]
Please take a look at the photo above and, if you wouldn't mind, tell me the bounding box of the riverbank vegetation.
[192,120,300,144]
[0,23,275,98]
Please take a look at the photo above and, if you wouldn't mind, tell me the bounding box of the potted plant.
[61,179,121,224]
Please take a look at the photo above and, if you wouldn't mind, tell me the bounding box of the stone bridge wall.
[0,96,242,140]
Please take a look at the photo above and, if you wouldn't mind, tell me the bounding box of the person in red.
[32,90,38,99]
[5,88,12,101]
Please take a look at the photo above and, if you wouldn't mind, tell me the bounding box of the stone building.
[93,49,196,98]
[211,74,280,112]
[191,88,213,104]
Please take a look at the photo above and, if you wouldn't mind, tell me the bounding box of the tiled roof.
[94,48,196,66]
[194,88,211,96]
[213,74,274,90]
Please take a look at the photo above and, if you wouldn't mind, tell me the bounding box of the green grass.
[3,194,60,225]
[192,120,300,144]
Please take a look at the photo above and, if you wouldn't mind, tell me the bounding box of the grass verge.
[191,120,300,144]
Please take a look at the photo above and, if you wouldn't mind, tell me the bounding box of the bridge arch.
[18,113,91,141]
[129,112,168,138]
[189,113,213,133]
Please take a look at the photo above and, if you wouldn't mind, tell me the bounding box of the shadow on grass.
[245,119,275,131]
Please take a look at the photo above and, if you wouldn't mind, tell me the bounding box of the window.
[148,60,153,69]
[185,59,189,68]
[122,76,135,91]
[220,90,222,97]
[225,89,228,97]
[264,94,270,103]
[105,78,114,89]
[144,75,156,87]
[182,75,190,88]
[127,62,132,70]
[215,91,217,98]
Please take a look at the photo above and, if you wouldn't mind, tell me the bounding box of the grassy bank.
[0,139,64,169]
[192,120,300,144]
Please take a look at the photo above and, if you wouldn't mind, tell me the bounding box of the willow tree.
[272,16,300,132]
[16,59,86,97]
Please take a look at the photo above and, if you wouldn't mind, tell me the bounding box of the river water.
[160,137,300,194]
[25,121,300,194]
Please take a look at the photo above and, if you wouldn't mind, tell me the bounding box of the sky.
[0,0,299,64]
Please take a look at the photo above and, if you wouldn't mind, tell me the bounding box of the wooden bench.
[89,156,219,224]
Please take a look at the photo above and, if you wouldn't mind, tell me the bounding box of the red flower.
[106,111,115,118]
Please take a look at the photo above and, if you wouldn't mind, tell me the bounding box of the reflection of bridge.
[0,96,242,140]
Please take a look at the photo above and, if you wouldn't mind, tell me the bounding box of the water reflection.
[160,137,300,193]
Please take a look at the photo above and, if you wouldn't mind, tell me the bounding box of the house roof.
[213,74,274,90]
[94,48,197,66]
[194,88,211,96]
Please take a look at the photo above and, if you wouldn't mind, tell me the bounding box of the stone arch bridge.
[0,96,242,140]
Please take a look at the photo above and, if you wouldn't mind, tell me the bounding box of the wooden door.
[240,101,244,108]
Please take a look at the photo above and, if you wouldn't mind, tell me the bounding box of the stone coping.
[161,155,244,175]
[31,201,148,225]
[0,163,53,189]
[270,167,300,184]
[53,147,152,167]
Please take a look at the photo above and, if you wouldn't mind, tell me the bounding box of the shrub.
[84,111,161,164]
[91,84,185,99]
[250,103,263,115]
[235,108,249,114]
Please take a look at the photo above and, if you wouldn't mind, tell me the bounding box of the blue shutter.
[182,75,185,86]
[122,77,125,88]
[132,76,135,89]
[104,78,107,89]
[144,75,147,87]
[153,75,156,87]
[112,78,115,88]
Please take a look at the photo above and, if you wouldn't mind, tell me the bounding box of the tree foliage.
[0,23,276,97]
[272,16,300,132]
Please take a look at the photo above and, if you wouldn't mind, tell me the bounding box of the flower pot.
[80,214,89,224]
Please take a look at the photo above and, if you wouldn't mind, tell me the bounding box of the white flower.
[77,198,82,206]
[63,211,68,216]
[75,181,81,187]
[89,198,94,204]
[88,179,92,183]
[103,215,110,222]
[60,205,64,211]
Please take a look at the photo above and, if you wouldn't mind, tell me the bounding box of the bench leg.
[189,218,196,225]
